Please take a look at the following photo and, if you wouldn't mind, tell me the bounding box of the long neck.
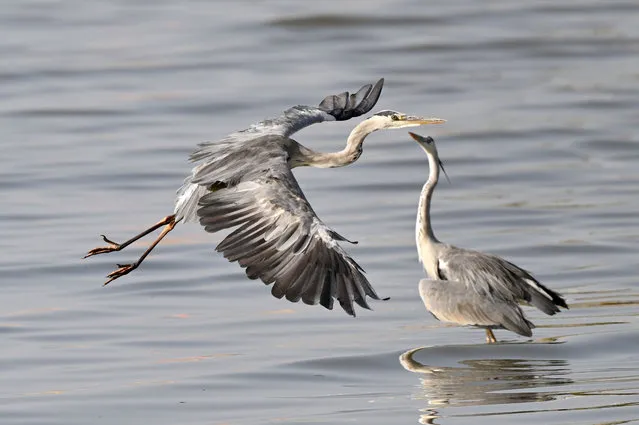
[416,151,440,248]
[301,119,380,168]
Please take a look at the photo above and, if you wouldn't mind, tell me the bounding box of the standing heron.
[409,132,568,342]
[84,79,446,316]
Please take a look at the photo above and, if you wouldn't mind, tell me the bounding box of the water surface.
[1,1,638,424]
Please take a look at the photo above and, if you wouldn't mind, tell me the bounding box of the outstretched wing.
[437,246,568,315]
[195,137,382,316]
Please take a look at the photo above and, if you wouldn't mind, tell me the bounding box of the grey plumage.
[194,135,378,316]
[409,132,568,342]
[436,247,568,316]
[418,279,535,337]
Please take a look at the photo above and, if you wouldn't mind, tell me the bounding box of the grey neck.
[417,151,440,245]
[298,119,380,168]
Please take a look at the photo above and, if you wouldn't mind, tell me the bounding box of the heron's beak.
[394,115,446,129]
[408,131,433,144]
[403,115,446,126]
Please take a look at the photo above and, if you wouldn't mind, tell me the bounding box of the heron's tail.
[525,279,569,315]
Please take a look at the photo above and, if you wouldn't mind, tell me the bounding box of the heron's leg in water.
[485,329,497,344]
[84,215,176,258]
[102,217,182,286]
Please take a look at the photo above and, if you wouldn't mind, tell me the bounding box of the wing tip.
[318,78,385,121]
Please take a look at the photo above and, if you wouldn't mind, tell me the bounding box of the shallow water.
[1,1,638,424]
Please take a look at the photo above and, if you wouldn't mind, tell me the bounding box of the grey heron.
[84,79,446,316]
[409,132,568,342]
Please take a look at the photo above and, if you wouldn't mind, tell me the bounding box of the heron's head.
[409,131,438,154]
[368,110,446,131]
[409,132,450,182]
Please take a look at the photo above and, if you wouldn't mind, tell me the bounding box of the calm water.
[2,1,639,424]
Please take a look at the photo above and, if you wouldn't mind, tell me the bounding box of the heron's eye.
[391,114,400,121]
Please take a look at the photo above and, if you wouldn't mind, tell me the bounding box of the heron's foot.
[84,235,121,258]
[103,263,138,286]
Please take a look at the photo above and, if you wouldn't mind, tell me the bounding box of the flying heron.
[409,132,568,342]
[84,79,445,316]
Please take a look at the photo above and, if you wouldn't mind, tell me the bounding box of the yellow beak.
[405,116,446,125]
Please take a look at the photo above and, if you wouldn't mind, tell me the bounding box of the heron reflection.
[399,346,572,423]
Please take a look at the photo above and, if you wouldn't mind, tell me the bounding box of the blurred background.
[1,1,638,424]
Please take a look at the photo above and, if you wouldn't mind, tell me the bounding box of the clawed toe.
[104,263,138,286]
[100,234,120,246]
[84,246,117,258]
[83,235,121,258]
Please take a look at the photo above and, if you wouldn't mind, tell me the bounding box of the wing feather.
[437,246,568,315]
[196,143,382,316]
[282,252,319,302]
[216,219,273,253]
[304,267,329,306]
[321,264,337,310]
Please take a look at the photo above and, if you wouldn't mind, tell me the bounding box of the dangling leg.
[102,216,182,286]
[84,215,176,258]
[485,329,497,344]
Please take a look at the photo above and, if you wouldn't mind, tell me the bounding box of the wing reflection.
[399,346,573,424]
